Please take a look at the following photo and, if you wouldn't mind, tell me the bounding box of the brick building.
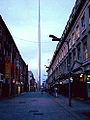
[28,71,36,92]
[47,0,90,99]
[0,15,28,98]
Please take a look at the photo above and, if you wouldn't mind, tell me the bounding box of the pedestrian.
[54,87,58,97]
[41,88,44,94]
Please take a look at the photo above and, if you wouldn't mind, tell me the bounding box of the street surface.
[0,92,90,120]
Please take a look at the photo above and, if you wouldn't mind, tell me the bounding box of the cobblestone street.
[0,92,90,120]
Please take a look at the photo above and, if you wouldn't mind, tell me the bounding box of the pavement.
[0,92,90,120]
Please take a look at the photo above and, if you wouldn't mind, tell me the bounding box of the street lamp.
[49,35,61,41]
[49,34,72,106]
[44,65,49,69]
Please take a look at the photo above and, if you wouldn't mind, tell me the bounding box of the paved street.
[0,92,90,120]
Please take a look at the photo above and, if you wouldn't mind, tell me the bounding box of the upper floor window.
[69,53,72,66]
[77,44,81,60]
[61,49,64,59]
[83,41,88,60]
[62,44,66,57]
[72,32,75,45]
[89,6,90,18]
[76,25,80,39]
[69,38,72,49]
[0,26,2,36]
[89,6,90,24]
[81,14,86,31]
[0,42,1,50]
[59,51,62,62]
[73,49,76,61]
[4,49,5,55]
[67,54,72,71]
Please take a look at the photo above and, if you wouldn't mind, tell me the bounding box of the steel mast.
[38,0,41,90]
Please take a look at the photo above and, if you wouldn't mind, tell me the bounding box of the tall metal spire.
[38,0,41,89]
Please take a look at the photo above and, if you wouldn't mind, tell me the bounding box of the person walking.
[54,87,58,97]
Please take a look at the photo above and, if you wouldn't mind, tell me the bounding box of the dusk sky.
[0,0,76,82]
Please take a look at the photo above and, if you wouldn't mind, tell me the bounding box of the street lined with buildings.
[0,92,90,120]
[0,0,90,119]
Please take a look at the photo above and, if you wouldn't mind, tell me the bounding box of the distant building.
[47,0,90,99]
[28,71,36,92]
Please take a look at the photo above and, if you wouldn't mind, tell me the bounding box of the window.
[89,6,90,18]
[63,46,66,56]
[64,61,67,72]
[62,45,66,57]
[59,51,62,62]
[69,53,72,67]
[69,38,72,49]
[77,44,81,60]
[89,6,90,24]
[0,42,1,50]
[72,32,75,45]
[76,25,80,39]
[73,49,76,61]
[81,14,86,31]
[4,49,5,55]
[67,56,70,71]
[83,41,88,60]
[81,15,85,27]
[0,26,2,36]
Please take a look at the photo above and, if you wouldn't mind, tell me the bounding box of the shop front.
[84,72,90,98]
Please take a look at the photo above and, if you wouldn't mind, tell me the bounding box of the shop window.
[83,41,88,60]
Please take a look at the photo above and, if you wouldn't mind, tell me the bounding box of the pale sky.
[0,0,76,82]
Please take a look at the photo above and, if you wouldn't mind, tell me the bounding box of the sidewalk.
[50,93,90,120]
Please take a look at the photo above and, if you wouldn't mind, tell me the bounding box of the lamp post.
[49,34,72,106]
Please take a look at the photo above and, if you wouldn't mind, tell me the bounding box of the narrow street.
[0,92,90,120]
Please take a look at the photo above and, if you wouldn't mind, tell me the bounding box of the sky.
[0,0,76,82]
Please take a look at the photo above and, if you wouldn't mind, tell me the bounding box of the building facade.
[28,71,36,92]
[0,15,28,98]
[47,0,90,99]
